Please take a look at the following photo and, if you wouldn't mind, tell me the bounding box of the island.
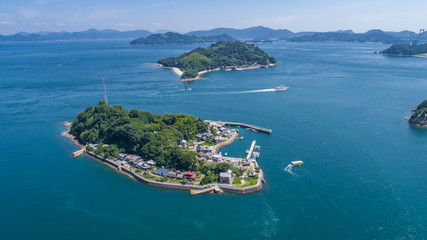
[409,100,427,127]
[380,44,427,56]
[63,101,266,194]
[288,30,398,44]
[130,32,236,45]
[157,40,277,80]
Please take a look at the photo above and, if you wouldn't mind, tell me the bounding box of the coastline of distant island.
[130,32,236,45]
[379,43,427,57]
[408,100,427,127]
[62,101,268,195]
[157,41,277,80]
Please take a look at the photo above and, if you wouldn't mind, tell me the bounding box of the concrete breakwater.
[212,129,238,153]
[222,122,272,134]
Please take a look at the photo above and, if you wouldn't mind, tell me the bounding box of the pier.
[222,122,272,134]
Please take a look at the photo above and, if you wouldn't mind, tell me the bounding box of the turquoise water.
[1,40,426,239]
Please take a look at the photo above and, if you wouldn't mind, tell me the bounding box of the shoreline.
[157,63,278,82]
[61,121,263,194]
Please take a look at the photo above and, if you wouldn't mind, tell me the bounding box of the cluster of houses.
[117,153,157,170]
[153,169,197,180]
[196,123,234,143]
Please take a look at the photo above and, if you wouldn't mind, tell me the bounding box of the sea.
[0,39,426,239]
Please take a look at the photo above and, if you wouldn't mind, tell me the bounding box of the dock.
[73,148,85,157]
[222,122,272,134]
[190,186,223,195]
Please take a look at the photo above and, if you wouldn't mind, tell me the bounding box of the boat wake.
[284,164,297,176]
[226,88,277,94]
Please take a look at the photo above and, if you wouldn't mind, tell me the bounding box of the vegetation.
[71,101,208,170]
[158,41,277,78]
[233,177,258,187]
[380,44,427,56]
[409,100,427,126]
[94,144,122,160]
[129,32,235,45]
[289,30,399,44]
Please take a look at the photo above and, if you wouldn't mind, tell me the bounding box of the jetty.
[222,122,272,134]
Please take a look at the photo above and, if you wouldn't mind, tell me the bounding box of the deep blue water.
[0,40,426,239]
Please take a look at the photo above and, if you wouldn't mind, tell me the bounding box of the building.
[184,171,196,179]
[212,153,222,162]
[179,139,187,148]
[219,170,233,184]
[167,171,177,178]
[154,168,170,176]
[147,160,156,166]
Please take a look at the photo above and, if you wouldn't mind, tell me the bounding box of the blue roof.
[154,169,170,176]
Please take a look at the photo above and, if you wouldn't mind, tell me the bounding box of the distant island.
[2,26,426,43]
[380,44,427,56]
[0,28,151,42]
[129,32,235,45]
[409,100,427,127]
[157,41,277,80]
[288,30,399,44]
[64,101,265,194]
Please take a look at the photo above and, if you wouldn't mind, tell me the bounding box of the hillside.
[130,32,235,45]
[71,101,208,169]
[186,26,295,40]
[380,44,427,56]
[0,28,151,42]
[289,30,398,44]
[409,100,427,126]
[157,41,277,79]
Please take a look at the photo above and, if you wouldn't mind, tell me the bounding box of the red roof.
[184,171,196,179]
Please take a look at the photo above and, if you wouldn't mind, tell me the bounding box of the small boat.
[274,85,289,91]
[291,160,303,166]
[238,136,244,140]
[224,153,228,156]
[184,83,189,88]
[245,150,250,154]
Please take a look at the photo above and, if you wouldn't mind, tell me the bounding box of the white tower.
[102,77,109,105]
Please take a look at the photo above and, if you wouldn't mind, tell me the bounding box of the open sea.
[0,40,426,239]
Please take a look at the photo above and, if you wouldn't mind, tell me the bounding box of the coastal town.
[67,120,267,194]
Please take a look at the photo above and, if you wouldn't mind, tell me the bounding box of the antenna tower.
[102,77,109,105]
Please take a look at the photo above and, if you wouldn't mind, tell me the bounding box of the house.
[154,168,170,176]
[176,174,184,179]
[184,171,196,179]
[179,139,187,148]
[212,153,222,162]
[248,170,257,178]
[219,169,233,184]
[242,159,251,167]
[167,171,177,178]
[147,160,156,166]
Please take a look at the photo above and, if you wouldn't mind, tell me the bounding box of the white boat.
[224,153,228,156]
[291,160,303,166]
[274,85,289,91]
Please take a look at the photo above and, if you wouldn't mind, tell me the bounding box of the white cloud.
[0,21,15,25]
[115,23,136,27]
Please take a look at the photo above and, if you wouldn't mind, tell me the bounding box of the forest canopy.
[158,41,277,78]
[71,101,208,170]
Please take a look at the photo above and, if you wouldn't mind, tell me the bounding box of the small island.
[157,41,277,80]
[130,32,235,45]
[63,101,265,194]
[380,44,427,57]
[409,100,427,127]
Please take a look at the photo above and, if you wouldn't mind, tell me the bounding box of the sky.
[0,0,426,35]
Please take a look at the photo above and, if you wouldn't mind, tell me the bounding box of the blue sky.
[0,0,426,35]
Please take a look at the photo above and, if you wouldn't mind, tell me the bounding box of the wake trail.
[284,164,297,176]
